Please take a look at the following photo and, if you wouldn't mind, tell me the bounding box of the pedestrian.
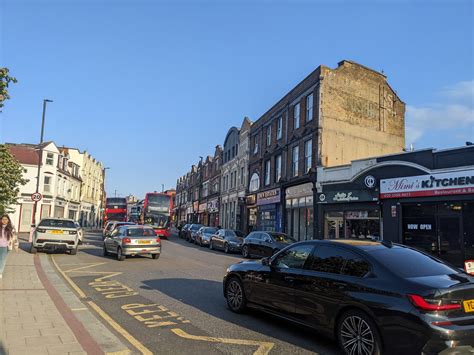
[0,214,19,279]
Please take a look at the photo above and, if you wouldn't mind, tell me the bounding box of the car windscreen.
[191,225,203,231]
[270,233,295,244]
[226,230,244,238]
[370,247,460,278]
[203,227,217,234]
[126,228,156,237]
[39,219,76,229]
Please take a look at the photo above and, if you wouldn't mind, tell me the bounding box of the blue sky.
[1,0,473,198]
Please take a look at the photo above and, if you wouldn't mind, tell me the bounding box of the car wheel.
[103,244,110,256]
[224,243,230,254]
[117,247,126,261]
[242,245,249,258]
[30,245,37,254]
[70,247,78,255]
[337,310,382,355]
[152,254,159,260]
[225,277,247,313]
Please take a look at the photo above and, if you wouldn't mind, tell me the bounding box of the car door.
[247,232,262,256]
[248,243,315,317]
[292,245,370,330]
[260,233,274,257]
[217,230,227,249]
[110,227,123,252]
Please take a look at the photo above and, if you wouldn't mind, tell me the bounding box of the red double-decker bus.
[104,197,128,223]
[140,192,173,238]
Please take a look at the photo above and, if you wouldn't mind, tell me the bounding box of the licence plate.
[51,230,64,234]
[463,299,474,313]
[140,240,152,244]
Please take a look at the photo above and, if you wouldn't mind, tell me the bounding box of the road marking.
[171,328,275,355]
[88,300,153,355]
[51,255,153,355]
[71,307,88,311]
[121,303,190,328]
[64,262,108,273]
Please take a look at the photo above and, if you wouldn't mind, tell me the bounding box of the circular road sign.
[31,192,43,202]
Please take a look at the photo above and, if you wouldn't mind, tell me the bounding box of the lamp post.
[31,99,53,237]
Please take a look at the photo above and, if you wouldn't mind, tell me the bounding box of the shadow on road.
[140,277,339,354]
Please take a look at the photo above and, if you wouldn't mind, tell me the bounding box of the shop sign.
[286,183,313,199]
[198,203,207,213]
[465,260,474,275]
[69,204,79,211]
[207,199,219,213]
[345,211,369,219]
[380,169,474,199]
[257,188,280,206]
[193,201,199,211]
[246,194,256,205]
[317,190,378,204]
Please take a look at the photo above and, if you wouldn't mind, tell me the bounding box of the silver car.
[103,225,161,261]
[31,218,79,254]
[74,221,84,244]
[102,221,135,239]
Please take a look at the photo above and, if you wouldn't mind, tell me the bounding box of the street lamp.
[31,99,53,234]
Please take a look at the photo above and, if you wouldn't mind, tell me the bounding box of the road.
[50,231,341,355]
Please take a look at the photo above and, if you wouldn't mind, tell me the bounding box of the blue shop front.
[256,188,282,232]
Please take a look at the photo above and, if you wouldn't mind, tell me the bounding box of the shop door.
[19,204,33,232]
[437,216,464,266]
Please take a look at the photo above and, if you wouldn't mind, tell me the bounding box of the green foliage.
[0,67,17,112]
[0,145,28,214]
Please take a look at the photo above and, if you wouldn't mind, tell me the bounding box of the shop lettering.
[421,176,474,189]
[333,192,359,202]
[407,224,432,230]
[388,178,420,191]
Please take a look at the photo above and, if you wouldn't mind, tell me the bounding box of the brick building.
[247,60,405,238]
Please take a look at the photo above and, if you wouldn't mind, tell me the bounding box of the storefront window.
[259,209,276,232]
[324,212,343,239]
[286,197,314,241]
[464,202,474,260]
[324,210,380,240]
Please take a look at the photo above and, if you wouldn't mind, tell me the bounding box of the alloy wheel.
[340,316,375,355]
[242,246,249,258]
[224,244,229,253]
[227,280,243,310]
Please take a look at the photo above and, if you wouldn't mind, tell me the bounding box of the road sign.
[31,192,42,202]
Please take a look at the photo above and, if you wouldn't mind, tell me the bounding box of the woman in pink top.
[0,214,16,279]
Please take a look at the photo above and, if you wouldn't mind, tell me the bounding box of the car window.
[218,230,225,237]
[273,244,314,269]
[341,252,371,277]
[110,228,120,236]
[370,246,460,278]
[39,219,76,229]
[308,245,347,274]
[126,228,156,236]
[254,233,264,240]
[269,233,295,244]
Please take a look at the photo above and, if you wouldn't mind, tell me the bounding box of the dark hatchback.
[210,229,245,253]
[223,240,474,355]
[241,231,296,258]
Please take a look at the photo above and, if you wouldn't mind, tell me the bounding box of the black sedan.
[209,229,245,253]
[223,240,474,355]
[185,224,203,242]
[179,224,190,239]
[241,231,296,258]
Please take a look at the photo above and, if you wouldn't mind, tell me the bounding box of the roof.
[8,144,40,165]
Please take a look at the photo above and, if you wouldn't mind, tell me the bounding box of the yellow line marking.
[88,300,152,355]
[51,255,152,355]
[171,328,275,355]
[51,255,87,299]
[105,351,131,355]
[71,307,88,311]
[64,262,107,273]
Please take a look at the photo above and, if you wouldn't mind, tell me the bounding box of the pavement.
[0,236,130,355]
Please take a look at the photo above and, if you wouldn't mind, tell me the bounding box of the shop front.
[207,198,219,227]
[381,168,474,266]
[246,194,257,234]
[68,203,79,220]
[285,183,314,241]
[317,187,380,240]
[198,202,208,225]
[256,188,282,232]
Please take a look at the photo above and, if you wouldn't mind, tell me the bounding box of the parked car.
[185,224,203,242]
[195,227,218,246]
[179,224,190,239]
[103,225,161,261]
[74,221,84,244]
[224,239,474,355]
[241,231,296,258]
[210,229,245,253]
[103,221,135,239]
[31,218,80,255]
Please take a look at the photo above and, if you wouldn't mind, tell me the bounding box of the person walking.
[0,214,19,279]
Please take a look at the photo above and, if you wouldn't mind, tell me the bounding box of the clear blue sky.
[1,0,473,198]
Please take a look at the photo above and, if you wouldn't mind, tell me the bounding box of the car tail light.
[408,294,462,311]
[123,238,132,244]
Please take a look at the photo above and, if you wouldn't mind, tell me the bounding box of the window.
[304,139,312,172]
[253,136,259,155]
[43,176,51,192]
[308,245,346,274]
[292,146,299,177]
[342,255,371,278]
[240,167,244,186]
[232,146,235,158]
[235,145,238,155]
[266,126,271,147]
[294,103,300,129]
[46,153,54,165]
[306,93,313,121]
[277,116,282,139]
[275,154,281,182]
[274,244,314,269]
[264,160,271,186]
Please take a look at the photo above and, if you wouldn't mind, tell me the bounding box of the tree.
[0,67,17,111]
[0,145,28,214]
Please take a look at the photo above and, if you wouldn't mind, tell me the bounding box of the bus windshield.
[106,198,127,209]
[146,194,170,212]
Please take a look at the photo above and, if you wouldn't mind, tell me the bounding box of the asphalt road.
[50,231,341,355]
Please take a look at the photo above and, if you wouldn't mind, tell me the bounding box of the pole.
[32,100,51,229]
[161,184,164,192]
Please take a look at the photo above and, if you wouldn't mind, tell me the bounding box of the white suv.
[31,218,79,255]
